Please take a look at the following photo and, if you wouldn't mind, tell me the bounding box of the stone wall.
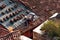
[33,32,51,40]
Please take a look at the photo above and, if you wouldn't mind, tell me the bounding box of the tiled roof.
[19,0,60,15]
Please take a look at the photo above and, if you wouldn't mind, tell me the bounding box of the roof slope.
[19,0,60,16]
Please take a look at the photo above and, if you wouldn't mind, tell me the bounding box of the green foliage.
[41,20,60,38]
[56,25,60,37]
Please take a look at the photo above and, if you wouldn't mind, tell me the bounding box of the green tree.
[41,20,58,38]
